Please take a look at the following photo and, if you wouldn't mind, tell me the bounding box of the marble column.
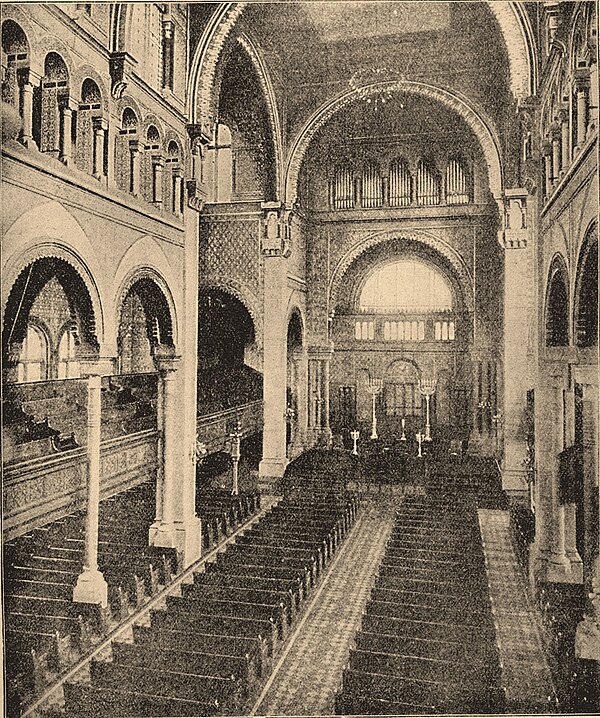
[532,368,572,583]
[543,145,553,197]
[293,348,309,454]
[20,72,39,149]
[575,72,589,151]
[93,117,108,181]
[149,356,180,548]
[259,250,288,486]
[173,169,183,215]
[152,156,164,208]
[59,100,76,166]
[129,140,141,196]
[575,377,600,661]
[559,109,570,172]
[551,126,561,184]
[73,371,108,607]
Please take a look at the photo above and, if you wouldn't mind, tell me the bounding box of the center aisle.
[253,500,397,717]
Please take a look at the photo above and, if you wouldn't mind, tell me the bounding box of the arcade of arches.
[1,2,599,716]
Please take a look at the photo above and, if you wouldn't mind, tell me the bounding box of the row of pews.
[63,490,360,717]
[4,375,158,465]
[336,492,505,715]
[4,481,259,715]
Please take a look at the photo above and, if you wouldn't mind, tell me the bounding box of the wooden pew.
[90,659,244,712]
[64,681,222,717]
[166,593,289,641]
[132,624,267,678]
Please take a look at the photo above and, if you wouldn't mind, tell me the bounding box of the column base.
[576,615,600,661]
[73,568,108,608]
[149,517,202,568]
[258,457,288,493]
[501,466,530,493]
[532,546,577,584]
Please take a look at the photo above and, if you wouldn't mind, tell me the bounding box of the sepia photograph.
[1,1,598,717]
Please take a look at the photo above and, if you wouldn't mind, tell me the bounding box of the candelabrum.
[419,378,437,442]
[400,417,407,441]
[229,420,243,496]
[351,429,360,456]
[366,377,384,440]
[416,431,424,458]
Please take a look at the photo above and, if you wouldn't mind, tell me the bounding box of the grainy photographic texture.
[1,2,599,718]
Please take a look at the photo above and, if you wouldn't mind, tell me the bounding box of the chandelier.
[349,67,405,111]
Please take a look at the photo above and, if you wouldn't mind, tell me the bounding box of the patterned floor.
[479,509,557,714]
[252,499,397,717]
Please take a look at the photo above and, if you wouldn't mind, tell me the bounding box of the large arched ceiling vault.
[188,1,537,201]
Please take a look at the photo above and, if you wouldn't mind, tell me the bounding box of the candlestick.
[351,429,360,456]
[416,431,424,458]
[400,417,407,441]
[366,377,383,440]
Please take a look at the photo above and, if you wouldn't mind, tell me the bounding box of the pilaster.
[499,189,533,493]
[259,203,291,490]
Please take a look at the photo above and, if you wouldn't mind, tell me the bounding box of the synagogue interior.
[1,1,599,716]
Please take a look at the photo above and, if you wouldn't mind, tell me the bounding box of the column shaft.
[21,81,37,148]
[576,88,588,148]
[60,106,73,165]
[73,374,108,606]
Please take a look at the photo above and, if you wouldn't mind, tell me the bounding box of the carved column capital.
[261,202,293,258]
[498,188,530,249]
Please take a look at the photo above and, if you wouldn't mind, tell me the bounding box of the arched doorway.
[197,287,262,414]
[383,359,426,438]
[117,277,175,374]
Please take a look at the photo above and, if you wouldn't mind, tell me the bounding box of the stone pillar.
[259,204,289,488]
[93,117,108,181]
[129,139,141,196]
[307,349,332,446]
[149,356,180,547]
[575,70,589,151]
[292,347,309,453]
[532,367,572,583]
[73,371,108,607]
[152,156,164,208]
[550,126,561,183]
[543,144,553,197]
[173,168,183,215]
[106,118,118,189]
[323,353,331,431]
[20,71,39,150]
[500,189,533,493]
[575,377,600,661]
[60,99,76,166]
[559,108,570,172]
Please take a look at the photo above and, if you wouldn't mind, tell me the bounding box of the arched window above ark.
[416,159,441,206]
[359,260,453,314]
[389,159,412,207]
[17,324,48,383]
[332,166,354,210]
[445,158,471,204]
[545,261,570,347]
[361,162,382,208]
[574,227,598,348]
[1,20,29,112]
[41,52,70,157]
